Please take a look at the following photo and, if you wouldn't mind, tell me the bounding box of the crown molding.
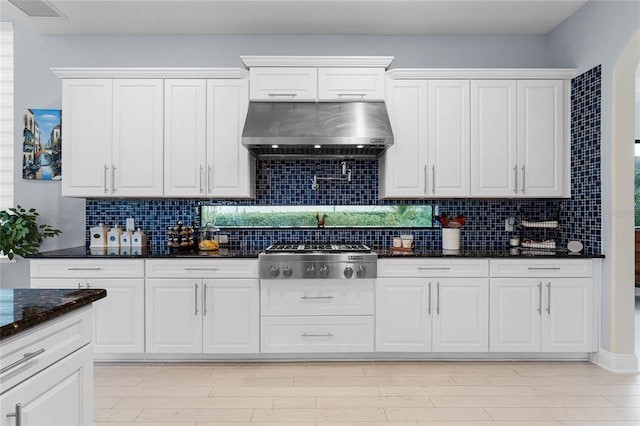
[386,68,578,80]
[240,56,394,68]
[50,68,249,79]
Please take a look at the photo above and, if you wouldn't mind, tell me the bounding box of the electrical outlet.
[219,235,228,244]
[505,217,515,232]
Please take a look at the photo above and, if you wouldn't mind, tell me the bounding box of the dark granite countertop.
[0,288,107,341]
[29,245,604,259]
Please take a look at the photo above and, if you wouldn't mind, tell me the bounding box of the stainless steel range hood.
[241,102,394,158]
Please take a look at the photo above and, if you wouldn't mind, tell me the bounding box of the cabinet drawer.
[378,258,489,277]
[249,67,317,101]
[0,307,92,394]
[318,68,385,101]
[145,259,258,278]
[30,259,144,278]
[490,259,593,277]
[260,316,374,353]
[261,280,374,316]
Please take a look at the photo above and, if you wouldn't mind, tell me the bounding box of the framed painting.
[22,109,61,180]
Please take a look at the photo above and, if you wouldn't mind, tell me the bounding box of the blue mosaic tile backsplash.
[87,66,602,253]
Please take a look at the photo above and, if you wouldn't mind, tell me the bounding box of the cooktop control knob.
[343,266,353,279]
[356,265,366,277]
[319,264,329,277]
[269,266,280,277]
[306,264,316,276]
[283,265,293,277]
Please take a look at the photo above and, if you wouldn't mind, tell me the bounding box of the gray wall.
[547,0,640,353]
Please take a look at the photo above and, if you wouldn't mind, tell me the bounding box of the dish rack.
[516,201,562,251]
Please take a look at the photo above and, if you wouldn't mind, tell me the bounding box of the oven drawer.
[261,279,374,316]
[260,316,374,353]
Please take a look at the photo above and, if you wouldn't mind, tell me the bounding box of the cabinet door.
[206,79,254,198]
[249,67,317,101]
[471,80,518,197]
[318,68,385,101]
[542,278,594,352]
[164,79,207,197]
[145,279,202,353]
[91,278,144,354]
[112,79,164,197]
[517,80,564,197]
[428,80,470,197]
[490,278,542,352]
[375,278,431,352]
[202,279,259,354]
[379,79,428,198]
[0,345,93,426]
[61,79,112,197]
[432,278,488,352]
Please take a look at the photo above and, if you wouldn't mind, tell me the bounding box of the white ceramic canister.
[442,228,460,251]
[120,230,133,248]
[106,226,122,248]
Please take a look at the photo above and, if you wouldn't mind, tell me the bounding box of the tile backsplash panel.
[87,66,602,253]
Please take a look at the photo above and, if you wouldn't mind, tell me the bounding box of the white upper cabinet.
[471,80,518,197]
[379,79,428,198]
[61,78,163,197]
[517,80,565,197]
[164,79,207,197]
[61,79,113,197]
[428,80,470,197]
[318,68,386,101]
[249,67,317,101]
[207,79,254,198]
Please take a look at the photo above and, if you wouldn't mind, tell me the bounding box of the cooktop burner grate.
[264,242,371,253]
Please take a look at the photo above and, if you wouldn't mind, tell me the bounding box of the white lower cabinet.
[30,260,145,355]
[144,259,260,354]
[375,277,488,352]
[489,259,597,353]
[260,279,375,353]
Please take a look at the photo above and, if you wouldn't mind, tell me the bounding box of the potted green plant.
[0,205,61,260]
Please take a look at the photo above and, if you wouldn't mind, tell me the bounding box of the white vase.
[442,228,460,250]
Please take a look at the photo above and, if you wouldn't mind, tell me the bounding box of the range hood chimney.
[241,101,394,158]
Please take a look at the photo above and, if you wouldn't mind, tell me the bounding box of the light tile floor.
[95,361,640,425]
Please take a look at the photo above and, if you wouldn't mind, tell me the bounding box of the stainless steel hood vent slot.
[242,101,394,158]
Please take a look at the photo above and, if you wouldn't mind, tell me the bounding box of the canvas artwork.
[22,109,62,180]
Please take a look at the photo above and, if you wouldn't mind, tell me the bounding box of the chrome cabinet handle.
[194,283,199,316]
[337,93,366,98]
[513,166,518,193]
[424,165,428,194]
[6,403,22,426]
[528,267,561,271]
[104,165,109,193]
[203,283,208,316]
[78,282,84,289]
[199,165,204,193]
[268,93,298,97]
[1,349,45,374]
[418,267,451,271]
[67,267,102,271]
[537,282,542,314]
[300,296,334,300]
[436,282,440,315]
[427,282,432,315]
[521,165,526,193]
[301,333,333,337]
[184,267,218,271]
[112,164,117,192]
[546,282,551,314]
[432,165,436,194]
[207,165,212,193]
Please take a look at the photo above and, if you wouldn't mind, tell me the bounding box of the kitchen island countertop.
[0,288,106,340]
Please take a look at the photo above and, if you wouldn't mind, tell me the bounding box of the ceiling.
[1,0,588,35]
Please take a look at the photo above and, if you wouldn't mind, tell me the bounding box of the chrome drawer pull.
[300,296,334,300]
[184,267,219,271]
[67,267,102,271]
[418,267,451,271]
[337,93,366,98]
[527,267,561,271]
[301,333,334,338]
[1,348,45,374]
[6,403,22,426]
[268,93,298,97]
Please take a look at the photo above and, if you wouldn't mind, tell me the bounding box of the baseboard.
[590,348,639,373]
